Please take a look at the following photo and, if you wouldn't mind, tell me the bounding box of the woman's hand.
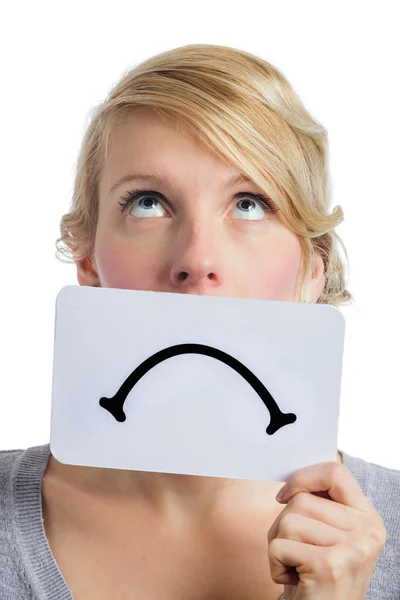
[267,461,387,600]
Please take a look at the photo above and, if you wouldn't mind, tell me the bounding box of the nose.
[169,223,221,293]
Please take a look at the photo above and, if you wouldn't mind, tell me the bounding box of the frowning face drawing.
[99,342,297,436]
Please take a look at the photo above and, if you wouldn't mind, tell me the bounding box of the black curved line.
[99,343,297,435]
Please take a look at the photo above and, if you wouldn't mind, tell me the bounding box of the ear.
[72,246,101,287]
[310,251,326,303]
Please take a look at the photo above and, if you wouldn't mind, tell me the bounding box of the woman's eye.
[118,194,167,218]
[229,197,270,220]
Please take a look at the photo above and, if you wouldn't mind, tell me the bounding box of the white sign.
[50,285,345,482]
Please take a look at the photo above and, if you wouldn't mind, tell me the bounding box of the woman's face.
[76,107,325,302]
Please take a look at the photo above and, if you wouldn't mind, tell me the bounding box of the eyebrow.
[108,172,254,195]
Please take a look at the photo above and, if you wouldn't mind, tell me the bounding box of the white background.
[1,1,398,470]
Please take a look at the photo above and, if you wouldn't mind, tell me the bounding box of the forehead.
[109,106,204,146]
[101,107,250,194]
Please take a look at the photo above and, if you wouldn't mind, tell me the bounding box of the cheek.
[94,231,159,290]
[241,235,302,301]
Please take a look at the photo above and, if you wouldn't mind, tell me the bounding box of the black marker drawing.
[99,343,297,435]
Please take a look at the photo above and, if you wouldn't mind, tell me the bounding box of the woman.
[0,44,398,600]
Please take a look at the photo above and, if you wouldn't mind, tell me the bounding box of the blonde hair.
[56,43,353,307]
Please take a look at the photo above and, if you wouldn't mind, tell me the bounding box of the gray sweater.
[0,444,399,599]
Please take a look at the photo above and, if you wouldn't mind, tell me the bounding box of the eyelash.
[117,189,279,216]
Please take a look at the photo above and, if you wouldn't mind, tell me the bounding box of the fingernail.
[276,488,286,502]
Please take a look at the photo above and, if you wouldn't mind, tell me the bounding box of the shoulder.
[0,444,51,597]
[0,443,51,497]
[0,446,34,536]
[0,443,51,535]
[341,449,400,520]
[341,449,400,598]
[0,447,26,504]
[0,447,30,593]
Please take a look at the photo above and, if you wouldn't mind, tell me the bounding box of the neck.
[45,451,342,518]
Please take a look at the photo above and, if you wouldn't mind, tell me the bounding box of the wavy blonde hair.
[56,43,353,307]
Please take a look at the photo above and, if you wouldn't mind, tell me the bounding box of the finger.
[269,491,366,541]
[269,537,319,586]
[269,538,349,587]
[269,512,346,547]
[276,462,373,512]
